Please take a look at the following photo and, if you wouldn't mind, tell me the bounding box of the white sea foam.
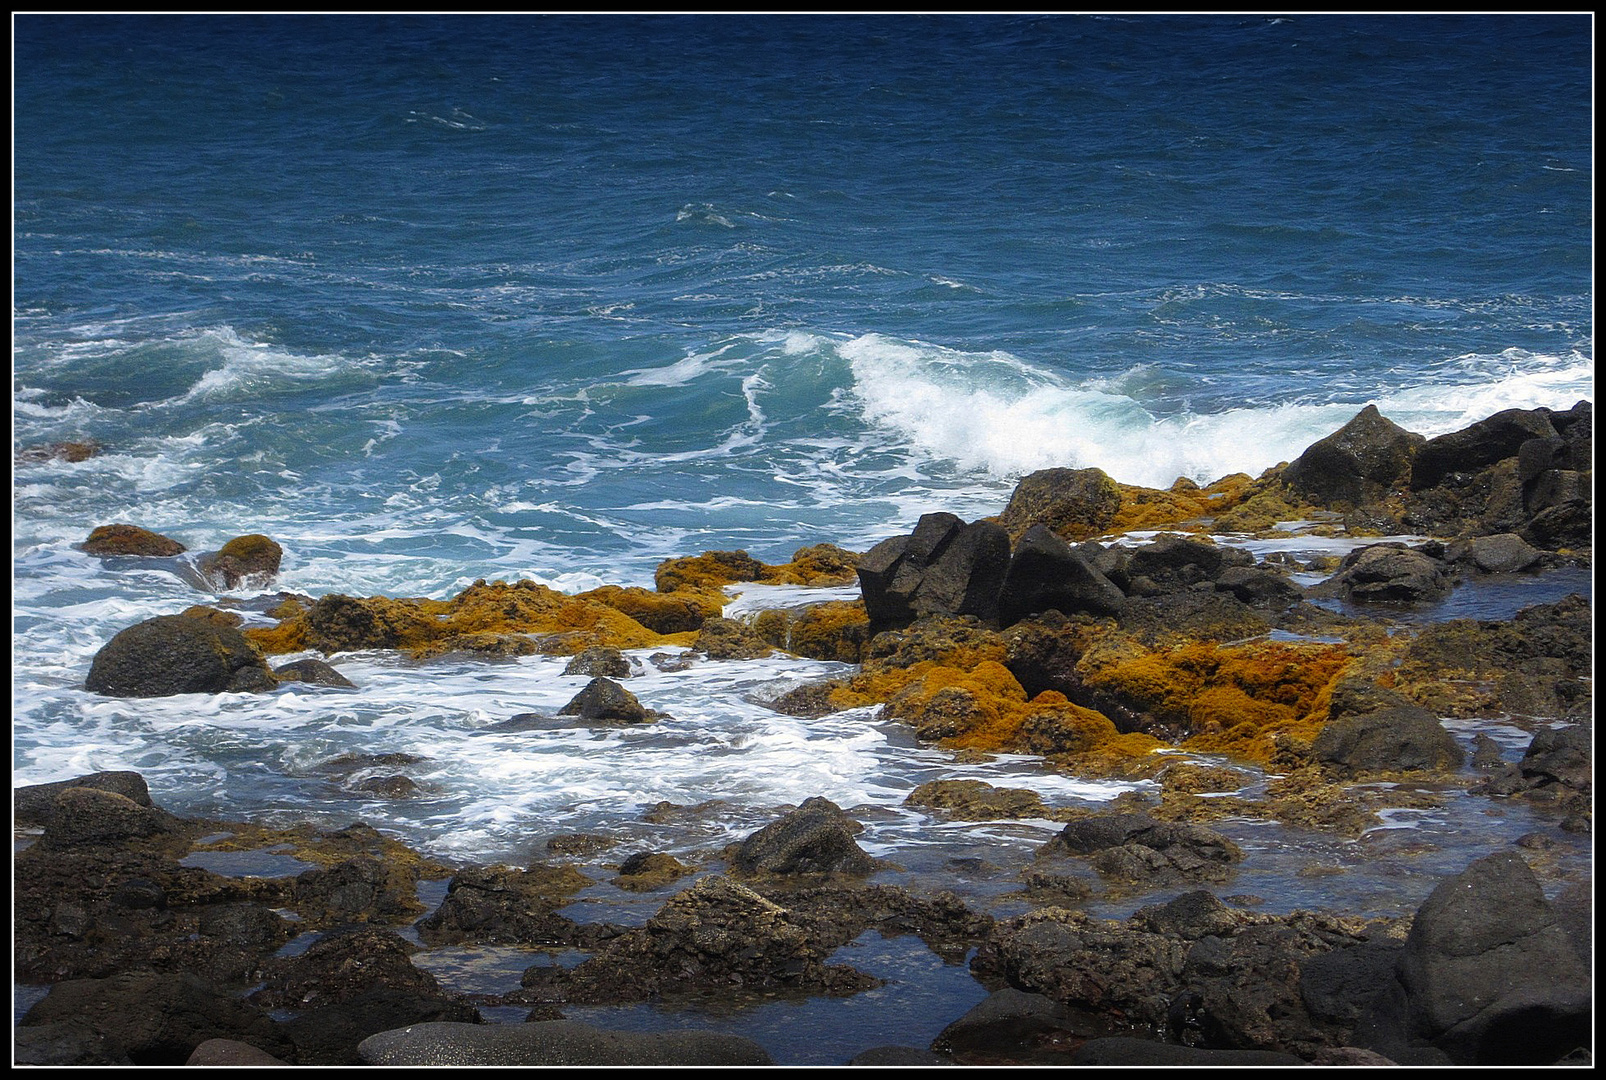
[837,333,1593,489]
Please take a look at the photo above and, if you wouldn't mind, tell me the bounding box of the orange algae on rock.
[244,578,683,658]
[753,600,869,663]
[578,584,725,634]
[653,544,861,593]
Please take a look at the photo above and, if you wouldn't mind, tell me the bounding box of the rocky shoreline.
[14,401,1593,1066]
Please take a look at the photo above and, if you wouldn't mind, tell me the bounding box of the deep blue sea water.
[12,14,1593,1062]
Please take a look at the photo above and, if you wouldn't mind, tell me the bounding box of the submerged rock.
[273,657,357,688]
[1311,705,1465,775]
[85,614,278,697]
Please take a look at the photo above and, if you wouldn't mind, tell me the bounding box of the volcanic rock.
[85,614,278,697]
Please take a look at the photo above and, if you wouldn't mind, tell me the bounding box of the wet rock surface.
[85,614,279,697]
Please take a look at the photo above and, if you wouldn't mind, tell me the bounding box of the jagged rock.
[857,514,1012,629]
[1282,404,1424,507]
[1311,705,1465,775]
[79,523,186,557]
[273,657,357,688]
[1212,565,1305,607]
[35,787,178,851]
[359,1020,773,1066]
[1411,407,1559,491]
[731,797,875,876]
[1126,535,1252,593]
[250,927,442,1009]
[998,467,1122,541]
[997,524,1125,624]
[612,852,695,892]
[85,614,278,697]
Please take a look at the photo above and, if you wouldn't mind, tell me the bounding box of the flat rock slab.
[358,1020,773,1066]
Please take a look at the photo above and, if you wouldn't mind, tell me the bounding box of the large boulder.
[1125,535,1253,594]
[996,524,1125,624]
[1356,852,1592,1064]
[731,796,875,876]
[998,467,1122,541]
[79,524,186,557]
[1411,407,1559,491]
[85,615,278,697]
[1282,404,1424,508]
[1311,705,1465,775]
[857,514,1011,629]
[1314,544,1454,606]
[14,771,154,825]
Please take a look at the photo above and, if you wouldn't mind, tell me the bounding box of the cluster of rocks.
[15,769,1591,1066]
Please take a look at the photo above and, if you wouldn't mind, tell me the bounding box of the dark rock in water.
[526,876,881,1005]
[273,657,357,688]
[858,513,1012,629]
[563,646,632,678]
[1447,532,1544,574]
[1045,812,1243,884]
[1002,611,1090,699]
[414,864,591,947]
[1311,705,1465,775]
[1313,543,1453,606]
[931,986,1093,1063]
[1068,1038,1305,1066]
[731,796,876,877]
[557,677,658,724]
[1517,724,1590,791]
[359,1020,773,1066]
[1212,565,1305,608]
[1133,890,1242,940]
[79,523,186,557]
[1126,535,1253,592]
[251,927,444,1009]
[998,467,1122,542]
[14,770,154,825]
[195,533,284,589]
[19,970,293,1066]
[1356,851,1592,1065]
[35,787,178,851]
[612,851,695,892]
[85,614,278,697]
[997,524,1125,624]
[1282,404,1425,508]
[1411,407,1559,491]
[292,854,419,925]
[694,615,772,659]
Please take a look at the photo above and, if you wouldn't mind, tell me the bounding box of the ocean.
[12,13,1594,1060]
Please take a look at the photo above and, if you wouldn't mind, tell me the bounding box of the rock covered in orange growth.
[752,600,870,664]
[243,578,690,658]
[653,544,861,593]
[198,534,285,588]
[80,524,187,557]
[1072,634,1352,761]
[578,584,725,634]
